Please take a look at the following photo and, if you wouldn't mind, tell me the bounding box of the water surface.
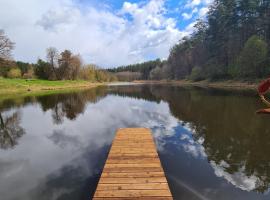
[0,85,270,200]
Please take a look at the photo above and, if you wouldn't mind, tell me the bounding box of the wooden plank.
[93,128,173,199]
[96,183,169,190]
[98,177,168,184]
[103,167,163,173]
[93,197,172,200]
[101,172,164,178]
[93,198,172,200]
[106,159,160,163]
[104,163,162,168]
[94,190,172,197]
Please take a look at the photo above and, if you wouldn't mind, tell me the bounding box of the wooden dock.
[93,128,173,200]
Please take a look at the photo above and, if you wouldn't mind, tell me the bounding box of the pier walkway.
[93,128,173,199]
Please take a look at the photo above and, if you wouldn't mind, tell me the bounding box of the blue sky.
[0,0,213,67]
[84,0,211,29]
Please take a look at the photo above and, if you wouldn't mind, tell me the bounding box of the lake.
[0,84,270,200]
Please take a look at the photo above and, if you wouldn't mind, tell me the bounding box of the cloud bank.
[0,0,212,67]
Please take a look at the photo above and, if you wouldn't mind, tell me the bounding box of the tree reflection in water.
[109,85,270,194]
[0,87,107,149]
[0,111,25,149]
[37,87,107,124]
[0,85,270,197]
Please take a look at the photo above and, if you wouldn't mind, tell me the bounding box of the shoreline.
[133,80,260,90]
[0,78,105,98]
[0,78,262,102]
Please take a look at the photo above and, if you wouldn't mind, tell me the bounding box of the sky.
[0,0,213,68]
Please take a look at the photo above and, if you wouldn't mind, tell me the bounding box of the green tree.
[34,59,51,80]
[237,35,268,78]
[16,61,28,75]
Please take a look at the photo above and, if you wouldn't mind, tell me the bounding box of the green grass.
[0,77,102,95]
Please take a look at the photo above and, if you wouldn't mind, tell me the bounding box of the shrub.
[7,68,21,78]
[79,66,96,81]
[189,67,204,81]
[23,67,35,79]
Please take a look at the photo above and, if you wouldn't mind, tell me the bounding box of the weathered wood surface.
[93,128,173,200]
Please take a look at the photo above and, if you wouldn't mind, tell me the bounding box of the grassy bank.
[0,78,103,95]
[134,79,261,90]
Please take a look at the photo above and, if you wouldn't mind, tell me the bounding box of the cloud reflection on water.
[0,85,270,200]
[0,93,183,200]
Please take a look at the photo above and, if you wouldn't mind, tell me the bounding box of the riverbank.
[0,78,104,95]
[134,79,260,90]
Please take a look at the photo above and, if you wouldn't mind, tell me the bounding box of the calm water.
[0,84,270,200]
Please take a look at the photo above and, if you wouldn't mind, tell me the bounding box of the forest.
[112,0,270,81]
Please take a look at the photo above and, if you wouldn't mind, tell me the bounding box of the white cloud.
[36,7,81,31]
[210,160,261,192]
[198,7,209,18]
[202,0,214,5]
[184,21,197,35]
[182,13,193,20]
[185,0,213,8]
[182,7,198,20]
[0,0,192,67]
[185,0,202,8]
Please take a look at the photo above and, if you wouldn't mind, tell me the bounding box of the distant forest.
[110,0,270,81]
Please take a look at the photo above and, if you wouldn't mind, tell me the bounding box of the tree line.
[111,0,270,81]
[108,59,163,81]
[0,30,117,82]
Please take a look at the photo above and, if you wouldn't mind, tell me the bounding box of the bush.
[79,66,96,81]
[7,68,21,78]
[189,67,204,81]
[23,67,35,79]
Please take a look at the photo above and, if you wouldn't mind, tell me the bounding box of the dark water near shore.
[0,84,270,200]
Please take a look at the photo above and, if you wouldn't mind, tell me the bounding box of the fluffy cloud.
[182,0,212,19]
[36,7,81,31]
[182,7,198,20]
[210,160,260,192]
[185,0,202,8]
[198,7,209,18]
[184,0,213,8]
[0,0,193,67]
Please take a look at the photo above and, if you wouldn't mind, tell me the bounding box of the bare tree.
[0,30,15,60]
[46,47,59,80]
[0,111,25,149]
[70,54,82,80]
[58,50,82,80]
